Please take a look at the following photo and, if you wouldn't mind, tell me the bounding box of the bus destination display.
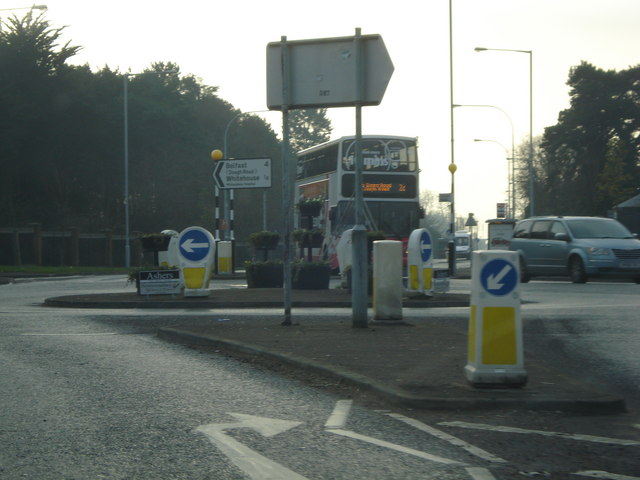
[341,174,416,199]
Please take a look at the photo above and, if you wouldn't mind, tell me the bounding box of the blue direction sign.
[178,227,212,263]
[420,230,432,262]
[480,258,518,296]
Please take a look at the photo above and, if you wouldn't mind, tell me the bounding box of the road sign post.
[465,250,527,386]
[267,29,394,328]
[407,228,434,296]
[177,226,216,297]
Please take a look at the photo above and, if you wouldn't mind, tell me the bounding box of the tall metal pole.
[352,27,368,328]
[123,75,131,268]
[528,51,534,217]
[122,69,177,268]
[448,0,457,276]
[474,47,533,216]
[280,36,294,326]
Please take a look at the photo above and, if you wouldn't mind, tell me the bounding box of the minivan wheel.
[569,256,588,283]
[519,257,531,283]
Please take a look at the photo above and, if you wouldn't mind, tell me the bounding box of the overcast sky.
[13,0,640,234]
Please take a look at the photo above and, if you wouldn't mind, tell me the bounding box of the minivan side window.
[513,220,532,238]
[550,221,567,238]
[530,220,552,239]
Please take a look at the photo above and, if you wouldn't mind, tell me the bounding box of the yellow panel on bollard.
[183,267,206,289]
[423,267,433,290]
[409,265,419,290]
[373,240,403,321]
[217,240,232,274]
[465,250,527,387]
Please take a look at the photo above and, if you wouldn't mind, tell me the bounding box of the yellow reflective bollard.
[465,250,527,387]
[177,226,216,298]
[407,228,434,296]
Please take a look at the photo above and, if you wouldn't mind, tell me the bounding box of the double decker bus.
[295,135,423,271]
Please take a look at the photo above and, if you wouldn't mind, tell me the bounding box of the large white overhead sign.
[266,34,394,110]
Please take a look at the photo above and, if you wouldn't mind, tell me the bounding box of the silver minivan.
[509,216,640,283]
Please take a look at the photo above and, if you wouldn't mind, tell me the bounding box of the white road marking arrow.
[197,413,307,480]
[487,265,512,290]
[181,238,209,253]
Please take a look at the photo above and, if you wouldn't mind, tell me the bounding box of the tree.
[0,12,82,226]
[0,12,285,255]
[288,109,332,153]
[536,62,640,216]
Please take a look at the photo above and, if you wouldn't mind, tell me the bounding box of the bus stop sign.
[266,33,394,109]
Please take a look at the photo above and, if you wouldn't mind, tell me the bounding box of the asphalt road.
[1,274,639,479]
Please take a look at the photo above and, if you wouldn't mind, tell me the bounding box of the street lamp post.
[123,69,177,267]
[474,47,534,216]
[474,139,512,217]
[453,104,516,217]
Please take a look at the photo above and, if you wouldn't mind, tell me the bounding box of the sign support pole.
[280,36,294,326]
[352,27,368,328]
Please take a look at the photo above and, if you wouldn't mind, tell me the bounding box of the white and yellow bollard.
[373,240,403,321]
[177,226,216,298]
[217,241,233,274]
[465,250,527,386]
[407,228,434,296]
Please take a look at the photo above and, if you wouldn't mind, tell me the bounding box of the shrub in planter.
[245,260,283,288]
[138,233,172,252]
[296,196,324,218]
[292,260,331,290]
[248,231,281,261]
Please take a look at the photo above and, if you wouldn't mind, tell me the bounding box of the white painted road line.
[20,333,118,336]
[466,467,498,480]
[572,470,640,480]
[325,400,352,429]
[386,413,507,464]
[326,428,466,466]
[439,421,640,446]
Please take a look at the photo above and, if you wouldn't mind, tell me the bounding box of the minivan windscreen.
[566,219,633,239]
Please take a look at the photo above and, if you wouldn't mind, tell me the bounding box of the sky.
[6,0,640,237]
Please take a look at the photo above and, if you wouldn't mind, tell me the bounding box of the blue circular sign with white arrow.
[420,230,432,263]
[480,258,518,296]
[178,227,212,263]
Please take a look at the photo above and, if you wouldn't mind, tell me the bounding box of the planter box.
[245,262,283,288]
[292,263,331,290]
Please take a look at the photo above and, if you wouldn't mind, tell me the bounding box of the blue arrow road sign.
[420,230,432,263]
[480,258,518,296]
[178,228,211,262]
